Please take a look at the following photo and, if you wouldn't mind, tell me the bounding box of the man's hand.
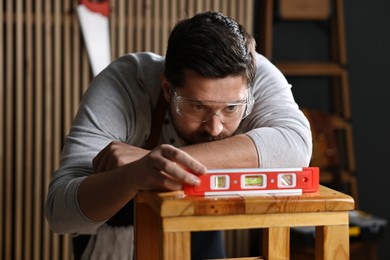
[93,141,149,173]
[92,141,206,190]
[79,143,206,222]
[131,144,206,191]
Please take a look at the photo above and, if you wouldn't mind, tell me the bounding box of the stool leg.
[163,231,191,260]
[135,201,160,260]
[262,227,290,260]
[315,225,349,260]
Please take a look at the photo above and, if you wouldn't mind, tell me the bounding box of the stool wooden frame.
[135,185,354,260]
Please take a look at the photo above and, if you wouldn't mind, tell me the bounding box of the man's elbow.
[45,197,71,234]
[297,134,313,167]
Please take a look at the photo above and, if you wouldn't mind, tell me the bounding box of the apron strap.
[145,90,168,149]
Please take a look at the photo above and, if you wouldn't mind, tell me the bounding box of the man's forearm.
[77,144,208,222]
[181,134,259,169]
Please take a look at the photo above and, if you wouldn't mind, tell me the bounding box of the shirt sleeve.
[243,53,313,168]
[45,53,164,234]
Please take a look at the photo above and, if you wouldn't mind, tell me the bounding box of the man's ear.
[160,74,171,102]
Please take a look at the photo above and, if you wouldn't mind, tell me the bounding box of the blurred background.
[337,0,390,258]
[253,1,389,259]
[263,0,390,259]
[1,0,389,259]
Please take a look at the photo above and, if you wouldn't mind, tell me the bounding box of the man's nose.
[203,114,224,137]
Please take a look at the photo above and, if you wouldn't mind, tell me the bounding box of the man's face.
[162,70,248,145]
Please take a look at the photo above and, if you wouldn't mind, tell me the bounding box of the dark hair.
[164,11,256,88]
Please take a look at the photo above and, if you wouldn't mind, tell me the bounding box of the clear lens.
[175,97,247,123]
[171,87,253,123]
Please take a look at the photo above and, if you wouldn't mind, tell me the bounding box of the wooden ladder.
[258,0,357,203]
[257,0,379,259]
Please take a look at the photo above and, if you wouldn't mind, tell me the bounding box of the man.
[46,11,312,259]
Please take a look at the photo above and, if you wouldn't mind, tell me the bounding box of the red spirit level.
[184,167,319,196]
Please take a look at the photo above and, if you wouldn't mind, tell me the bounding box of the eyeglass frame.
[169,85,254,123]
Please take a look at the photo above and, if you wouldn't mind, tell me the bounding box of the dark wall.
[344,1,390,259]
[254,0,390,259]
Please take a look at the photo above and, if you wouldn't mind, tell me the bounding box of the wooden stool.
[135,185,354,260]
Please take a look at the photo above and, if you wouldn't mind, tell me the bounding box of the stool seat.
[135,185,354,260]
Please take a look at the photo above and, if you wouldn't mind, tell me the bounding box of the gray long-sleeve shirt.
[46,52,312,235]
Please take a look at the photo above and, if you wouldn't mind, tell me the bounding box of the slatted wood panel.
[109,0,254,58]
[0,0,254,259]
